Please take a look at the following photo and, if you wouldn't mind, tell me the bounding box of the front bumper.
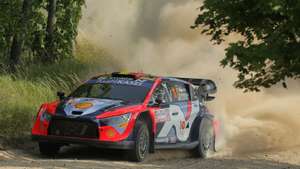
[32,135,134,150]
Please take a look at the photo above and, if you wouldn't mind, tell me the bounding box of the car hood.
[55,98,127,118]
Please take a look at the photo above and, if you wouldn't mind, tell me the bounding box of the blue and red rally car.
[32,72,219,161]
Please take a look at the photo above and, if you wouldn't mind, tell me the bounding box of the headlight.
[99,113,131,133]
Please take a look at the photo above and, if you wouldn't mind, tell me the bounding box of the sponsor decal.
[63,98,122,117]
[179,121,186,135]
[180,121,186,129]
[155,109,170,122]
[89,77,148,86]
[74,102,93,109]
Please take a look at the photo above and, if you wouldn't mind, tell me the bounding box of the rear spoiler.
[174,77,217,101]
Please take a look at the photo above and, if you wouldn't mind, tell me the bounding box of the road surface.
[0,141,299,169]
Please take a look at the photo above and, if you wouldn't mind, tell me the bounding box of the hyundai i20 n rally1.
[32,72,220,162]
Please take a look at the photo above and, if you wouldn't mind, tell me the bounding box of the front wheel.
[193,118,214,158]
[129,120,150,162]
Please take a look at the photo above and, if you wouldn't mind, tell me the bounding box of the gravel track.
[0,143,299,169]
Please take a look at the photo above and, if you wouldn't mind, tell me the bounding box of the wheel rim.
[138,130,149,159]
[201,122,213,151]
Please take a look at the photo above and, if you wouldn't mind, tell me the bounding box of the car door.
[167,80,198,142]
[153,80,190,143]
[150,80,176,144]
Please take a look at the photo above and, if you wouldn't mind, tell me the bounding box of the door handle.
[172,112,179,116]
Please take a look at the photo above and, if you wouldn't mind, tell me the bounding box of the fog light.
[106,129,116,138]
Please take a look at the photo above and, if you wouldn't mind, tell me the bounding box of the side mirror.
[198,83,216,101]
[205,96,215,101]
[57,91,65,100]
[198,80,217,95]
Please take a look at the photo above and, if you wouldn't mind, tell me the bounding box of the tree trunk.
[9,0,32,73]
[44,0,57,63]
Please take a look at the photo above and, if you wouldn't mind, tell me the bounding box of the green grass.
[0,63,82,140]
[0,75,56,139]
[0,43,120,142]
[0,69,81,141]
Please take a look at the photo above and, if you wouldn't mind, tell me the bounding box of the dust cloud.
[78,0,300,156]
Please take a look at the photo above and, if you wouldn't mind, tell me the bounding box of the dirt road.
[0,142,299,169]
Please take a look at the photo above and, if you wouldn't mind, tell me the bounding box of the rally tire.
[193,118,214,158]
[39,142,61,156]
[129,120,150,162]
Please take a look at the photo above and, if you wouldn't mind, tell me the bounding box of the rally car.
[32,72,219,162]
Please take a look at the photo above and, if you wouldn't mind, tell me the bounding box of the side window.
[150,82,171,105]
[169,82,189,102]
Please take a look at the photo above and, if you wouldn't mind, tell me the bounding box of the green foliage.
[0,0,22,64]
[52,0,85,60]
[193,0,300,91]
[0,0,112,142]
[0,0,85,69]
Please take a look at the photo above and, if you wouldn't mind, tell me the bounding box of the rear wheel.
[39,142,61,156]
[129,120,150,162]
[193,118,214,158]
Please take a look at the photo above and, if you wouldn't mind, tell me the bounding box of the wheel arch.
[189,113,214,142]
[135,111,155,153]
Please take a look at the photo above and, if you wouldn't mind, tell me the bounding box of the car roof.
[90,72,193,85]
[90,72,158,81]
[89,72,217,96]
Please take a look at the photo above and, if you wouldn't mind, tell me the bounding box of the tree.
[44,0,57,63]
[53,0,85,61]
[42,0,85,63]
[0,0,85,72]
[192,0,300,91]
[9,0,32,72]
[0,1,19,67]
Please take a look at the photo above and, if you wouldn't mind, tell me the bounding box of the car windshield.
[69,83,152,104]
